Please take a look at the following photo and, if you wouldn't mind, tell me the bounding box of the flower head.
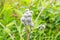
[21,9,34,27]
[39,24,46,30]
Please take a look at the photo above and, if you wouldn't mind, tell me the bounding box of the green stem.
[25,26,30,40]
[8,33,14,40]
[0,23,14,40]
[34,6,45,22]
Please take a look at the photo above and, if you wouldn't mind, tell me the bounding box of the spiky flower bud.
[28,13,32,17]
[24,21,29,26]
[26,17,32,23]
[30,22,34,27]
[21,17,25,22]
[24,14,28,18]
[39,24,46,30]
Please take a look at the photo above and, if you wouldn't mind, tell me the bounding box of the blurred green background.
[0,0,60,40]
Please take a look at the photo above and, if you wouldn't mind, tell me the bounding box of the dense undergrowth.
[0,0,60,40]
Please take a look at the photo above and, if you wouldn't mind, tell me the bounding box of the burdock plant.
[21,9,34,40]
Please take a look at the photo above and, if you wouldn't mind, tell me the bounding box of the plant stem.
[0,23,14,40]
[25,26,30,40]
[8,33,14,40]
[34,6,45,22]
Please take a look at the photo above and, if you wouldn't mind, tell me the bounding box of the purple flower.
[21,17,25,22]
[30,22,34,27]
[20,9,34,26]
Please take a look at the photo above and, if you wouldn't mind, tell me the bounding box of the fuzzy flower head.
[39,24,46,30]
[21,9,34,27]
